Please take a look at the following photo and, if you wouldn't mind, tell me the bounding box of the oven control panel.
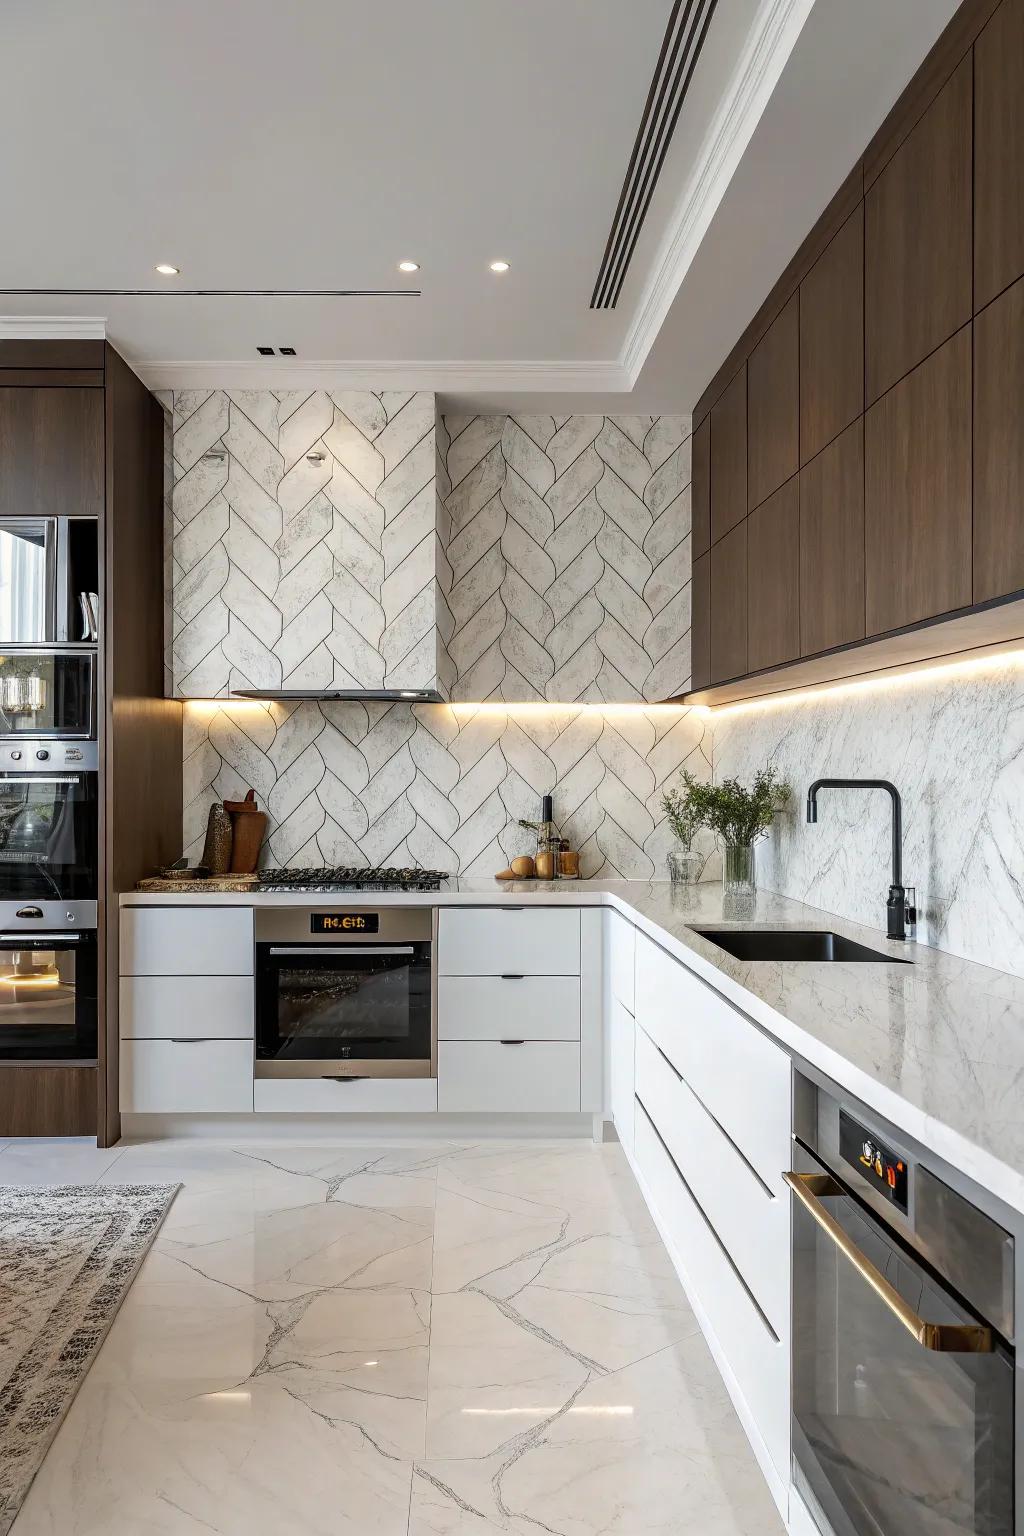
[311,912,380,934]
[840,1109,909,1213]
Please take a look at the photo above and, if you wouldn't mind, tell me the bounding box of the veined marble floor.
[0,1135,784,1536]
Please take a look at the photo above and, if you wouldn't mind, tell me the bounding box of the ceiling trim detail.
[591,0,721,311]
[0,314,107,339]
[621,0,815,382]
[138,358,632,393]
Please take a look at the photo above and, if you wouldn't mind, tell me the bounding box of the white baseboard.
[119,1111,594,1142]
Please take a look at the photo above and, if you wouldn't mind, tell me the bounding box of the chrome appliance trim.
[0,900,96,930]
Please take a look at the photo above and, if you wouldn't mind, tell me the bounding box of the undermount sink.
[690,928,912,964]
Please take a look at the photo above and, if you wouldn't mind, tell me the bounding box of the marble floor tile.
[8,1138,783,1536]
[0,1137,127,1186]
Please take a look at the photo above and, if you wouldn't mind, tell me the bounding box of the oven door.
[790,1150,1014,1536]
[255,940,434,1077]
[0,770,97,903]
[0,931,97,1062]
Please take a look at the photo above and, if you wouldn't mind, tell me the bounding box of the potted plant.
[660,772,709,886]
[662,767,789,910]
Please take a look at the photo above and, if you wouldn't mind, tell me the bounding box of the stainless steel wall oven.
[255,908,436,1078]
[790,1070,1016,1536]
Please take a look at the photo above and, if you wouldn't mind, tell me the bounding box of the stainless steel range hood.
[231,688,443,703]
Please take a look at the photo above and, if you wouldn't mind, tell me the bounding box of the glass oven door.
[0,771,97,903]
[255,940,433,1076]
[791,1156,1014,1536]
[0,932,97,1061]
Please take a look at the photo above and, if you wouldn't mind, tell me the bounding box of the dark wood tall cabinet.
[0,340,181,1144]
[687,0,1024,707]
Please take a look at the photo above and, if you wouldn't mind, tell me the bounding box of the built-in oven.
[790,1071,1016,1536]
[0,928,97,1061]
[255,907,435,1078]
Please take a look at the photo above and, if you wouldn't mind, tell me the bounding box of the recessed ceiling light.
[397,260,420,273]
[154,263,180,276]
[489,260,510,273]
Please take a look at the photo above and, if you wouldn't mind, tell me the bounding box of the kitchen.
[0,0,1022,1533]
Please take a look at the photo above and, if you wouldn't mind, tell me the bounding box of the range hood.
[231,688,443,703]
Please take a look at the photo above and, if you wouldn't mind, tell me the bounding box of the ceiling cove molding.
[621,0,815,383]
[0,314,107,340]
[138,357,632,394]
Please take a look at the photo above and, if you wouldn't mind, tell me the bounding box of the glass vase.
[667,848,705,886]
[723,841,756,918]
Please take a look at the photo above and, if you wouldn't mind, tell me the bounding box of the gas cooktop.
[256,866,450,893]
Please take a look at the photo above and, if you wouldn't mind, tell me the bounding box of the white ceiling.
[1,0,960,408]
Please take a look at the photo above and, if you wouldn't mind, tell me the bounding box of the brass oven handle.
[784,1171,994,1354]
[267,946,414,957]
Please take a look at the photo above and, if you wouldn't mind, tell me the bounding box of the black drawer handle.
[322,1075,366,1083]
[499,1039,526,1046]
[500,973,524,980]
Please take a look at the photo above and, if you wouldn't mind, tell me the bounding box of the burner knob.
[9,750,21,761]
[35,748,50,761]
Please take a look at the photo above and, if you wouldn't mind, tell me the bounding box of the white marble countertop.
[122,878,1024,1213]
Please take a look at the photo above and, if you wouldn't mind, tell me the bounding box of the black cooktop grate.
[256,866,450,892]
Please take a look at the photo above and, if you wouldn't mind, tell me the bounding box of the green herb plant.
[662,766,789,849]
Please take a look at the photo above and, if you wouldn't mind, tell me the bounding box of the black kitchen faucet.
[806,778,917,941]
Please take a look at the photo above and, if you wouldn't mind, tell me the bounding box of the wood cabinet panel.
[0,387,104,521]
[690,550,711,691]
[974,276,1024,600]
[800,204,864,462]
[710,366,746,543]
[0,1066,95,1136]
[799,420,865,656]
[710,521,747,683]
[691,415,711,559]
[747,294,799,509]
[865,57,972,402]
[864,328,972,635]
[975,0,1024,310]
[747,478,800,671]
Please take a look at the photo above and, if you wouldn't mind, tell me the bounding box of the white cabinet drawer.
[438,908,580,976]
[439,976,580,1040]
[634,931,790,1185]
[606,910,635,1013]
[635,1100,788,1478]
[609,995,635,1156]
[635,1025,788,1335]
[121,907,253,976]
[254,1077,437,1114]
[438,1041,580,1112]
[119,976,254,1039]
[120,1039,253,1113]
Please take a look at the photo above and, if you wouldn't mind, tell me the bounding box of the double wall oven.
[254,908,435,1078]
[0,515,99,1065]
[790,1071,1017,1536]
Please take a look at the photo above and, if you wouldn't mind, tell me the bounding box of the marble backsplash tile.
[713,656,1024,978]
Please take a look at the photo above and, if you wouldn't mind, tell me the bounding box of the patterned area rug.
[0,1182,178,1533]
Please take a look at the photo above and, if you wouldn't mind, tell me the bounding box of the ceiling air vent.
[590,0,719,310]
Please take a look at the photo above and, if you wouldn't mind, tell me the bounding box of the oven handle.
[267,945,415,957]
[0,776,81,786]
[784,1171,994,1354]
[0,931,82,942]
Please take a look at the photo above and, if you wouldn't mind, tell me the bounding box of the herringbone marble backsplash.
[183,699,711,878]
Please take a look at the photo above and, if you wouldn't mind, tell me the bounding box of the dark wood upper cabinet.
[747,294,799,510]
[710,365,747,543]
[975,0,1024,311]
[747,478,800,671]
[799,420,865,655]
[710,521,747,683]
[865,57,972,403]
[974,275,1024,601]
[690,550,711,691]
[864,327,972,636]
[0,387,104,521]
[691,415,711,560]
[800,205,864,463]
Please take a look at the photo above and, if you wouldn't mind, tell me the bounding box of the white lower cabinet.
[119,976,254,1040]
[254,1078,438,1114]
[120,1039,254,1113]
[438,908,580,976]
[438,1041,581,1112]
[634,1101,789,1481]
[608,994,635,1155]
[121,907,253,976]
[439,976,580,1040]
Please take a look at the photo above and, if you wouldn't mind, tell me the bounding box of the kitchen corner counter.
[120,878,1024,1213]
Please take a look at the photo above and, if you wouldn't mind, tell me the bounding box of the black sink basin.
[691,928,912,964]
